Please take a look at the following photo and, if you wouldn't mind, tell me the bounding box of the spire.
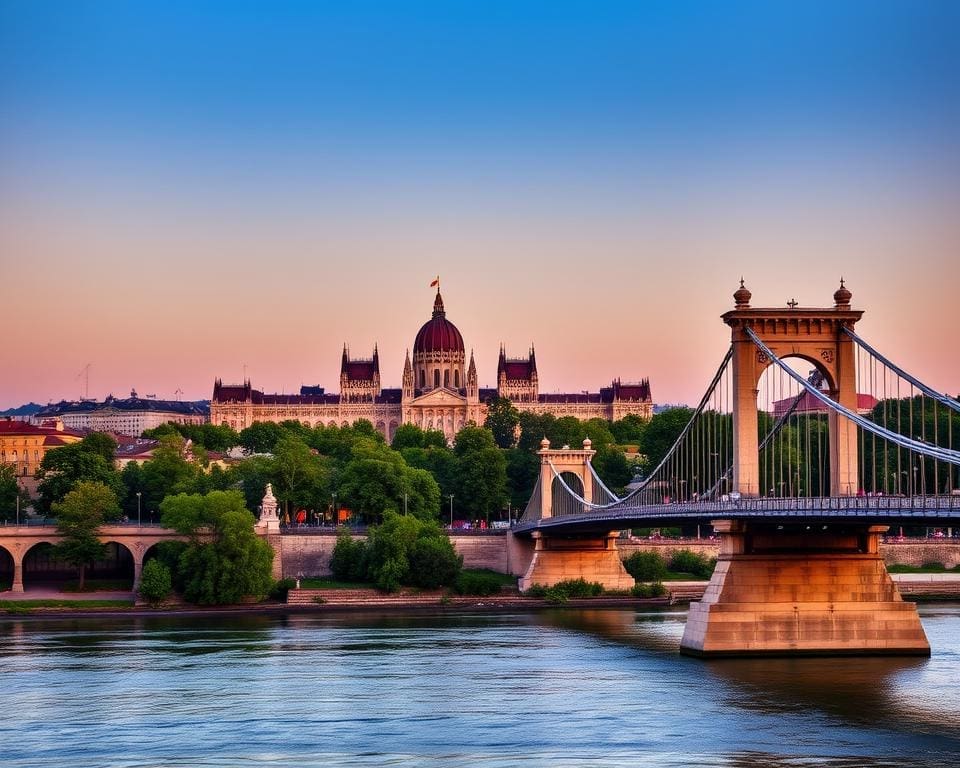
[468,349,477,376]
[529,343,537,372]
[498,343,506,375]
[341,343,349,373]
[403,348,412,374]
[432,290,445,318]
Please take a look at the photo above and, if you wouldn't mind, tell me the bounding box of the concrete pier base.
[679,521,930,657]
[518,531,635,592]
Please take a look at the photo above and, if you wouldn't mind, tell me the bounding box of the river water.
[1,605,959,767]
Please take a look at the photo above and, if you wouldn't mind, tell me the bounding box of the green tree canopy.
[453,427,508,522]
[52,480,121,590]
[36,434,123,513]
[484,397,521,449]
[159,490,274,604]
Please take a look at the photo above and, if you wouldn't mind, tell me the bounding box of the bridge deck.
[515,495,960,535]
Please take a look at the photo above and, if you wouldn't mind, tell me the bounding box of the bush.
[139,559,172,605]
[631,581,666,598]
[623,551,668,581]
[408,537,463,589]
[524,579,603,600]
[552,578,604,598]
[269,578,297,601]
[330,529,369,582]
[454,570,506,596]
[668,549,716,579]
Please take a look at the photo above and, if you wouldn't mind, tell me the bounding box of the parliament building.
[211,290,652,442]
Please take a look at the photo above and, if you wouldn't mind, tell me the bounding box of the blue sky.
[1,1,958,406]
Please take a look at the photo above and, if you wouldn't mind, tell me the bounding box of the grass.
[460,569,516,586]
[887,563,956,574]
[1,599,134,613]
[299,578,371,590]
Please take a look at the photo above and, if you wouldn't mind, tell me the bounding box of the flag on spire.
[430,276,439,288]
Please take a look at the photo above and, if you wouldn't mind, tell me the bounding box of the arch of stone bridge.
[0,544,12,588]
[722,281,863,498]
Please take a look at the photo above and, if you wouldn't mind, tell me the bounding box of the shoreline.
[0,594,675,621]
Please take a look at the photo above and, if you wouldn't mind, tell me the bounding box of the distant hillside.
[0,402,42,418]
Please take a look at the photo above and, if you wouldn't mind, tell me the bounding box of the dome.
[413,291,465,356]
[833,278,852,308]
[733,278,752,309]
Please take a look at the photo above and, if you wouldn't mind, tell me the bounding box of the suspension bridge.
[509,281,960,657]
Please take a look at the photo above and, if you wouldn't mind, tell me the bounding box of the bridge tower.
[724,280,862,497]
[513,438,635,592]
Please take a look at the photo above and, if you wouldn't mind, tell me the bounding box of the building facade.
[0,418,84,495]
[33,392,208,437]
[211,290,652,442]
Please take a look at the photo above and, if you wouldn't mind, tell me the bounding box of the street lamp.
[136,492,142,526]
[404,493,408,516]
[448,494,454,527]
[331,492,337,525]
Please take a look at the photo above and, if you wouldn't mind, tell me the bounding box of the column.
[732,337,760,497]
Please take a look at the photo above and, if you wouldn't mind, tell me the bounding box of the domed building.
[211,286,652,442]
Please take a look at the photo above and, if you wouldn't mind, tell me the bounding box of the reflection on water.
[0,606,958,767]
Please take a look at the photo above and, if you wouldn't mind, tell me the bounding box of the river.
[1,605,959,767]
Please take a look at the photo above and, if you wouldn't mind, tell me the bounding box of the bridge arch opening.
[22,541,134,591]
[551,472,584,518]
[755,356,833,498]
[0,545,12,590]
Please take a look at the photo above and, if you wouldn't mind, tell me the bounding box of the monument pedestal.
[519,531,635,592]
[680,521,930,657]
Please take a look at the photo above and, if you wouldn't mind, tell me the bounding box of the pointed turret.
[467,349,478,401]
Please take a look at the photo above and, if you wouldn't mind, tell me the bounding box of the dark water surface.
[2,605,959,767]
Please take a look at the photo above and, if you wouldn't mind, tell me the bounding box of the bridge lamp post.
[136,492,142,527]
[912,465,919,497]
[448,494,454,527]
[404,493,408,516]
[331,493,337,525]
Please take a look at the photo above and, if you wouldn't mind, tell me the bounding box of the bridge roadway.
[513,494,960,536]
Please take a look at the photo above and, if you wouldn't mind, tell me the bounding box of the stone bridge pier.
[680,519,930,657]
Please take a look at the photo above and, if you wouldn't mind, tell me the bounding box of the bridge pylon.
[680,519,929,657]
[723,280,862,497]
[514,438,635,592]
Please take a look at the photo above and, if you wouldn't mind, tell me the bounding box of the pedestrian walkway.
[0,587,134,601]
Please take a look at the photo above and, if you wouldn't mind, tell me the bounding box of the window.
[434,370,440,388]
[455,370,460,388]
[420,370,425,388]
[444,370,450,388]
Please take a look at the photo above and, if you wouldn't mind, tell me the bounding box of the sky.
[1,1,958,409]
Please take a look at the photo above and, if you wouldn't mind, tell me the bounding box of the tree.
[239,421,286,453]
[0,463,27,522]
[453,427,508,522]
[138,434,203,511]
[391,423,447,451]
[52,481,120,590]
[363,512,462,591]
[272,435,330,516]
[484,397,521,448]
[639,407,695,474]
[139,559,172,605]
[339,439,441,523]
[36,435,124,513]
[159,490,274,604]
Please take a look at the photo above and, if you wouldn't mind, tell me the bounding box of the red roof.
[342,360,377,381]
[0,419,83,438]
[502,361,534,380]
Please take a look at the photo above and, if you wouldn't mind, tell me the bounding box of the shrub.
[552,578,604,598]
[269,578,296,601]
[454,570,506,596]
[408,537,463,589]
[631,581,666,598]
[668,549,716,579]
[139,559,172,606]
[524,584,548,598]
[544,587,568,604]
[623,551,668,581]
[330,529,369,582]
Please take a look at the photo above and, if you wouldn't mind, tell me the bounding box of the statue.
[260,483,279,526]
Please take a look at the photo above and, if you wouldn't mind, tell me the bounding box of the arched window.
[455,370,460,388]
[444,370,450,388]
[420,370,425,388]
[434,369,440,388]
